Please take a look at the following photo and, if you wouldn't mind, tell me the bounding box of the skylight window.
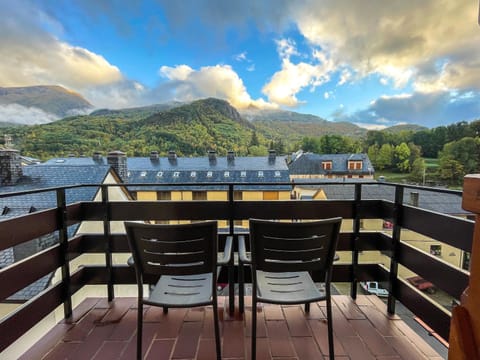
[274,171,281,177]
[156,171,163,177]
[240,171,247,177]
[224,171,230,178]
[173,171,180,178]
[191,171,197,177]
[258,171,264,177]
[207,171,213,177]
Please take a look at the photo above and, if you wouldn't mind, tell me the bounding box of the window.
[173,171,180,178]
[224,171,230,178]
[140,171,147,177]
[157,191,171,200]
[156,171,163,178]
[258,171,264,177]
[207,171,213,177]
[322,161,332,170]
[274,171,281,177]
[430,245,442,256]
[190,171,196,177]
[192,191,207,200]
[240,171,247,177]
[234,191,242,200]
[348,160,363,170]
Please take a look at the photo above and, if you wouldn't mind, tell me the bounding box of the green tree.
[376,144,394,170]
[409,158,425,183]
[394,142,411,172]
[439,158,464,185]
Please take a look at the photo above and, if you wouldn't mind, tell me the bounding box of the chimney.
[208,150,217,166]
[0,148,22,186]
[107,150,127,181]
[168,150,177,165]
[268,149,276,164]
[227,151,235,165]
[150,151,160,163]
[92,151,103,163]
[410,192,419,207]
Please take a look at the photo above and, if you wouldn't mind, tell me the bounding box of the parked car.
[407,276,436,294]
[360,281,389,297]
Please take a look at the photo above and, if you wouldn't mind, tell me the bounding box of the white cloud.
[234,52,248,61]
[157,64,276,109]
[0,104,59,125]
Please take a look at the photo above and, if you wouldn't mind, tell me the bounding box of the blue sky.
[1,0,480,129]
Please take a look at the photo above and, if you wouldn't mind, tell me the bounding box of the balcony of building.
[0,180,476,359]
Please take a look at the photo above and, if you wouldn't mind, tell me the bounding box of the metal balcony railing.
[0,181,474,352]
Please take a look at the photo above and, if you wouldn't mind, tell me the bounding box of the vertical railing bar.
[388,185,404,314]
[228,184,235,315]
[102,184,114,301]
[57,188,72,319]
[350,183,362,299]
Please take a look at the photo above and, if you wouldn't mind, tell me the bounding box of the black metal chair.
[125,221,232,360]
[239,218,342,360]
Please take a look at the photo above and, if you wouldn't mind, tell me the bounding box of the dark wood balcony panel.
[401,205,474,252]
[234,200,356,219]
[65,202,82,226]
[398,241,469,299]
[0,209,58,251]
[18,295,445,360]
[80,201,231,221]
[395,278,451,342]
[0,280,65,353]
[0,244,62,302]
[357,231,393,253]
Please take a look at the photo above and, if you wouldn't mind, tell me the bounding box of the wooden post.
[449,174,480,359]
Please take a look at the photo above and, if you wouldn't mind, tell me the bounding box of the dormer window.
[274,171,281,177]
[348,160,363,170]
[156,171,163,177]
[140,171,147,177]
[127,171,131,177]
[240,171,247,178]
[173,171,180,178]
[224,171,230,178]
[190,171,197,177]
[207,171,213,178]
[258,171,264,177]
[322,161,332,170]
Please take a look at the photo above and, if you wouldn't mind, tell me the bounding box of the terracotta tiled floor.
[19,295,445,359]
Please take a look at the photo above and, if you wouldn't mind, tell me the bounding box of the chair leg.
[304,302,310,313]
[213,301,222,360]
[326,296,334,359]
[137,300,143,360]
[251,297,257,360]
[239,262,245,313]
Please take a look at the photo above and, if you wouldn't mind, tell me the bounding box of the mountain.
[2,98,259,159]
[0,85,93,123]
[239,108,367,143]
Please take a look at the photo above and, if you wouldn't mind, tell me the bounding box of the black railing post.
[388,185,404,314]
[228,184,235,315]
[350,183,362,299]
[57,188,72,319]
[102,185,114,301]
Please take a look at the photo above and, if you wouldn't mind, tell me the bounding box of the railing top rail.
[0,180,462,198]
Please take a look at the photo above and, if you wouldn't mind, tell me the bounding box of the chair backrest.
[249,218,342,275]
[125,221,218,277]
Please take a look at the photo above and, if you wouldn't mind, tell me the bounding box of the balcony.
[0,180,474,359]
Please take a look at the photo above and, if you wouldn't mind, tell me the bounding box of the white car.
[360,281,389,297]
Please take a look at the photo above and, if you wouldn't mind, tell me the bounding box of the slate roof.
[45,154,292,191]
[288,152,374,175]
[303,183,468,216]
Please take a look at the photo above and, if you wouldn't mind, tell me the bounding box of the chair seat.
[256,271,326,304]
[146,273,213,307]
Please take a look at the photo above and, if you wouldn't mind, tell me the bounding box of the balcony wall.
[0,181,474,354]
